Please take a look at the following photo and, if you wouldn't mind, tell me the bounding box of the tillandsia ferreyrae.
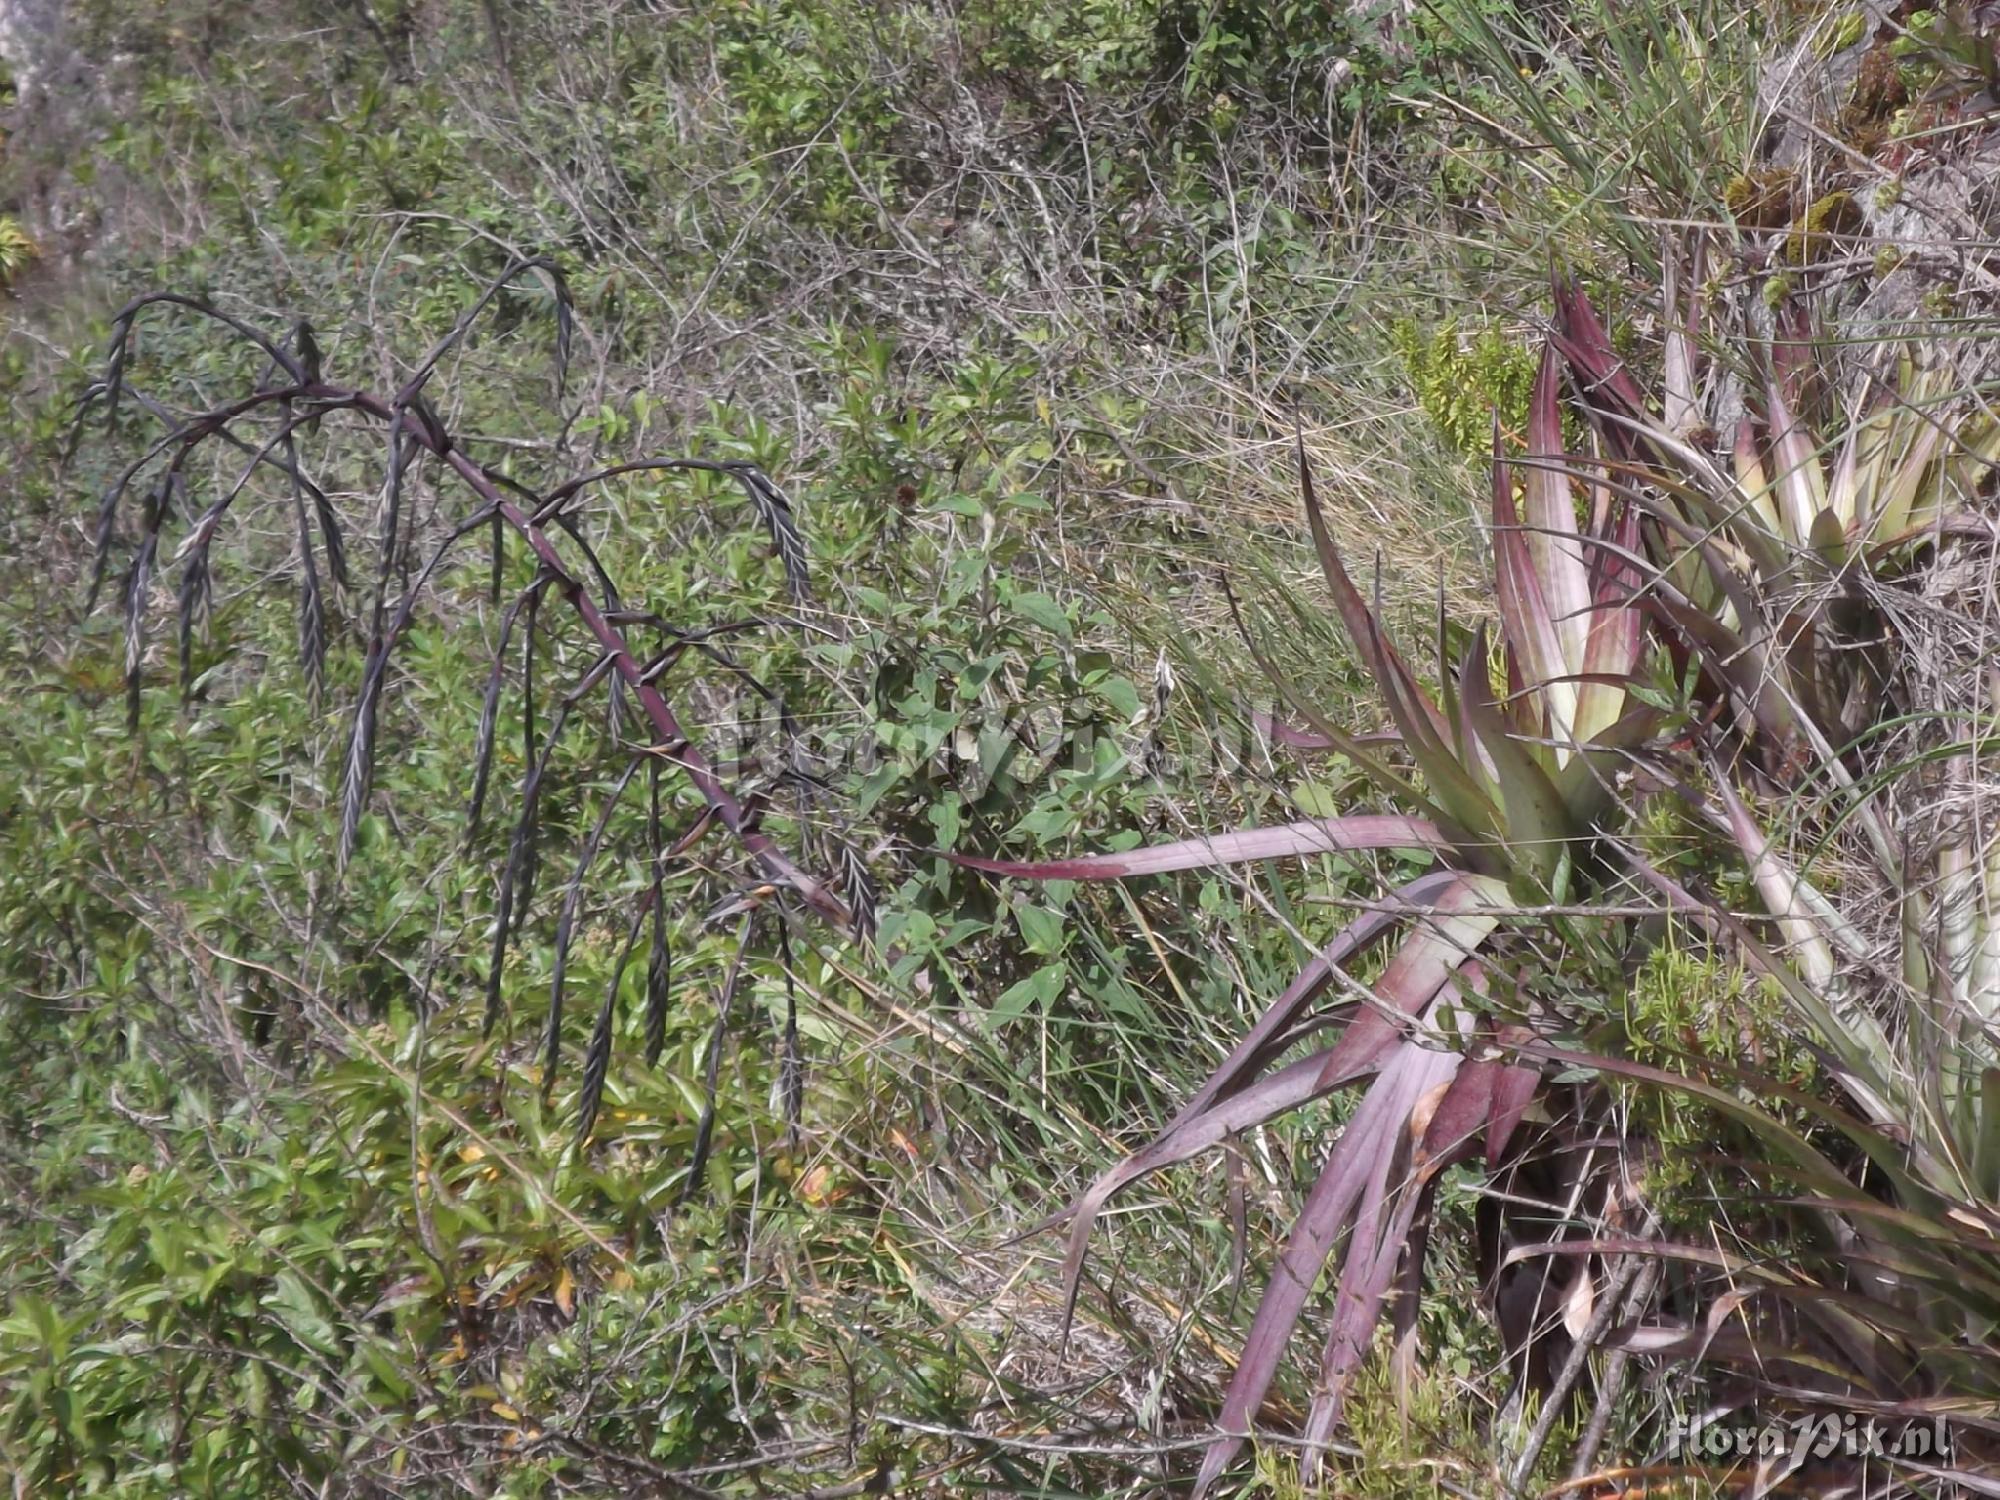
[1553,262,2000,757]
[1538,262,2000,1468]
[954,339,1654,1492]
[72,258,874,1153]
[1539,773,2000,1449]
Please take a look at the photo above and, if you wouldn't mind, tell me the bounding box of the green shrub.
[1391,317,1537,460]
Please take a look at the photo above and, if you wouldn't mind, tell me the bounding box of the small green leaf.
[1091,674,1142,720]
[262,1271,339,1357]
[1015,903,1066,956]
[990,963,1065,1028]
[1009,590,1071,640]
[929,795,963,848]
[1292,781,1349,819]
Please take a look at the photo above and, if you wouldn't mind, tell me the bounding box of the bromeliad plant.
[70,261,872,1150]
[1562,267,1998,569]
[1545,756,2000,1464]
[963,272,2000,1481]
[956,344,1656,1491]
[1528,265,2000,1465]
[1553,265,2000,756]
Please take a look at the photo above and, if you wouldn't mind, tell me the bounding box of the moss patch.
[1784,190,1865,264]
[1723,167,1797,230]
[1815,8,1868,59]
[1840,40,1909,155]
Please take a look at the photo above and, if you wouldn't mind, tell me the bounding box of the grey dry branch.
[71,260,872,1139]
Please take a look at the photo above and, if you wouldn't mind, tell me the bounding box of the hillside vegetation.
[4,1,2000,1496]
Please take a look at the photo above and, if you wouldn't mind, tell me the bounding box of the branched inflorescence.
[72,258,874,1150]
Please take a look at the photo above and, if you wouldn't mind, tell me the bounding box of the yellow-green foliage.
[1784,190,1865,265]
[1392,318,1537,462]
[1815,9,1868,58]
[1623,933,1818,1225]
[1722,167,1797,229]
[1245,1338,1577,1497]
[0,218,34,285]
[1626,936,1813,1088]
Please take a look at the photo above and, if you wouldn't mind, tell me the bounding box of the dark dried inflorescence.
[72,258,877,1152]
